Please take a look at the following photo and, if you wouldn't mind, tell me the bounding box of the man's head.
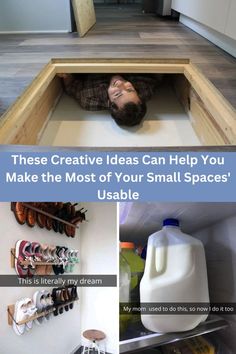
[108,75,146,127]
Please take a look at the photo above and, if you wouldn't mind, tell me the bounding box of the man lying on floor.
[58,73,160,127]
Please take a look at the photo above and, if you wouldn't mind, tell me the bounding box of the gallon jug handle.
[155,246,166,275]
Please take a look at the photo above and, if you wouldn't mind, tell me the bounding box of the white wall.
[0,0,72,33]
[193,215,236,352]
[80,203,118,354]
[0,202,81,354]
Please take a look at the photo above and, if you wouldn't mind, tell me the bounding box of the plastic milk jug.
[140,218,209,333]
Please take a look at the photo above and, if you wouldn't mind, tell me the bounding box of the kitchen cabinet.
[171,0,235,40]
[119,202,236,353]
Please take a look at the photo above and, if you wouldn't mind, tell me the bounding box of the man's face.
[108,75,141,108]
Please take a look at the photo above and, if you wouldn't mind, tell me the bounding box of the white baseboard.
[180,14,236,58]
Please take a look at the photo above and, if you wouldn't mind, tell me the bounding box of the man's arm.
[58,73,83,99]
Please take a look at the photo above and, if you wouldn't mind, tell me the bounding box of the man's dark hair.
[109,100,147,127]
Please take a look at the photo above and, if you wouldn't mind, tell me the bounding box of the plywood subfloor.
[39,84,200,147]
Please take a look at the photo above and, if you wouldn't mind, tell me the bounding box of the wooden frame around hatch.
[0,58,235,146]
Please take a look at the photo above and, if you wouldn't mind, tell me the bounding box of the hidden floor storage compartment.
[119,202,236,353]
[0,59,235,146]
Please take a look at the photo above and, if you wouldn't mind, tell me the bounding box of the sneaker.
[69,250,79,273]
[43,290,54,321]
[52,247,62,275]
[24,298,37,331]
[31,242,42,262]
[53,246,66,275]
[74,250,79,263]
[15,240,33,278]
[33,290,46,325]
[64,249,72,273]
[12,298,28,336]
[31,242,42,276]
[61,247,68,273]
[36,244,48,275]
[42,244,53,275]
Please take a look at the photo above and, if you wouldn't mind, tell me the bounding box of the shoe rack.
[22,202,81,229]
[9,202,82,334]
[7,298,78,326]
[7,304,54,326]
[10,248,75,268]
[11,202,87,238]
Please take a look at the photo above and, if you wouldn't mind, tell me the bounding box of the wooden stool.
[82,330,106,354]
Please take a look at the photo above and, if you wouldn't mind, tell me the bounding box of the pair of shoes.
[12,298,37,336]
[64,250,79,273]
[52,248,79,275]
[36,244,57,275]
[67,285,78,304]
[52,286,78,316]
[36,244,79,275]
[64,208,87,237]
[51,206,87,237]
[36,202,70,232]
[15,240,57,277]
[51,203,86,237]
[14,240,79,277]
[15,240,40,277]
[36,202,60,229]
[11,202,38,227]
[52,246,67,275]
[33,290,54,325]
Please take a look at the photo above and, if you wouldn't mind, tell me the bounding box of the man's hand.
[57,73,69,79]
[57,73,73,86]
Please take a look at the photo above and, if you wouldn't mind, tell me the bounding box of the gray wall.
[0,0,72,32]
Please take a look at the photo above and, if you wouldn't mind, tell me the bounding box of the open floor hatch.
[0,58,235,146]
